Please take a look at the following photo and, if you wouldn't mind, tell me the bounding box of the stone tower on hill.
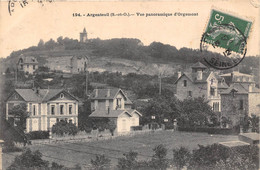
[80,28,88,42]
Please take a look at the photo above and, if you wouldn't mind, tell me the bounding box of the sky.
[0,0,259,58]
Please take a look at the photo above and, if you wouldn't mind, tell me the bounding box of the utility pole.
[85,70,88,99]
[159,74,162,96]
[84,61,88,99]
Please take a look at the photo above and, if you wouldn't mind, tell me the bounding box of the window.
[33,65,35,70]
[51,105,55,115]
[188,91,192,97]
[213,102,219,112]
[239,100,244,110]
[183,80,187,87]
[33,105,36,115]
[27,65,29,68]
[60,105,64,115]
[116,98,122,109]
[69,105,72,114]
[210,87,215,96]
[60,93,64,99]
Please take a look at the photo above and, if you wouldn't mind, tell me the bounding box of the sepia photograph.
[0,0,259,169]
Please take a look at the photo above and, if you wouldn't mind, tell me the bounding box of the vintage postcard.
[0,0,259,170]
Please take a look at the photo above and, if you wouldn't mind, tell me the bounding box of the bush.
[7,148,49,170]
[91,155,111,170]
[131,126,142,131]
[26,131,50,140]
[178,126,240,135]
[3,141,22,153]
[52,121,79,136]
[151,144,168,170]
[117,151,138,170]
[173,147,191,170]
[189,144,230,169]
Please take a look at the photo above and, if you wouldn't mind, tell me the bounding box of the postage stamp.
[200,9,253,70]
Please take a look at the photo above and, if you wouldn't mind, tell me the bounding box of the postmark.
[200,9,253,70]
[8,0,53,16]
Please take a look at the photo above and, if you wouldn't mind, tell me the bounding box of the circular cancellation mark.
[200,23,247,70]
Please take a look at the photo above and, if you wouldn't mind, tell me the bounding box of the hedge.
[26,131,50,140]
[131,126,143,131]
[178,126,240,135]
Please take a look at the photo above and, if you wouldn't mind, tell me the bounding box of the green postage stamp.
[201,9,253,69]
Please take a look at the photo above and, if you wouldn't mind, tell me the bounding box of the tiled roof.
[89,110,131,118]
[218,82,229,89]
[89,88,119,100]
[15,89,42,102]
[89,88,132,104]
[175,71,211,84]
[221,83,248,94]
[13,88,78,102]
[191,62,207,69]
[18,55,38,64]
[89,109,142,118]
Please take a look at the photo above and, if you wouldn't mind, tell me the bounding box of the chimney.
[231,72,234,82]
[107,89,110,97]
[249,84,253,93]
[36,87,39,94]
[197,70,202,80]
[95,89,98,97]
[177,71,182,79]
[107,106,110,114]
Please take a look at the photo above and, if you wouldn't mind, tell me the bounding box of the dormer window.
[60,93,64,99]
[14,94,18,99]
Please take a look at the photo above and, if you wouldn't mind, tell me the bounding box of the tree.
[250,115,259,133]
[8,103,29,130]
[172,147,191,170]
[37,39,44,48]
[117,151,138,170]
[52,120,78,136]
[177,97,214,127]
[140,96,180,125]
[151,144,168,170]
[7,148,49,170]
[91,155,111,170]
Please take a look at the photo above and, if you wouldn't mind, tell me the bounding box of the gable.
[6,92,25,102]
[176,74,193,85]
[47,91,78,102]
[207,73,218,87]
[118,111,132,118]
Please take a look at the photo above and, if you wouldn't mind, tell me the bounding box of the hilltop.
[0,37,259,76]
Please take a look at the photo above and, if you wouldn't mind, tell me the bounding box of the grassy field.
[3,131,238,169]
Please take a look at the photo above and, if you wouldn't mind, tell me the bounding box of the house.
[220,71,255,86]
[89,88,142,133]
[45,55,88,74]
[174,62,228,112]
[17,55,38,74]
[220,83,260,127]
[6,88,79,132]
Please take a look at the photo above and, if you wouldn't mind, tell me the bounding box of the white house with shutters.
[6,88,79,132]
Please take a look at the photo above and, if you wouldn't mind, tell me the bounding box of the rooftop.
[9,88,78,102]
[191,62,207,69]
[18,55,38,64]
